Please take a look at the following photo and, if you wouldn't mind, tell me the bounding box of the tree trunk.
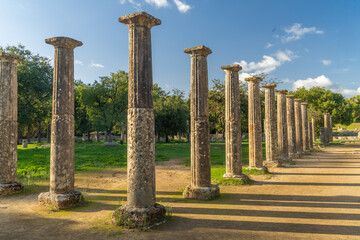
[178,133,181,142]
[47,123,50,143]
[96,131,100,143]
[120,127,124,145]
[165,135,169,143]
[108,130,112,142]
[27,125,31,142]
[104,131,108,142]
[87,130,91,142]
[37,123,42,143]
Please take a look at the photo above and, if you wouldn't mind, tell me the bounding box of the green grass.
[211,166,268,185]
[334,123,360,131]
[17,141,267,181]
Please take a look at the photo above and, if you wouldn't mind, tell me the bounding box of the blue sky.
[0,0,359,96]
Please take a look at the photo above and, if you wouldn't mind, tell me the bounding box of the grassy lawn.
[334,123,360,131]
[17,141,266,182]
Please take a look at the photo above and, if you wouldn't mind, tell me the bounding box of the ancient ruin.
[263,84,280,167]
[38,37,84,209]
[312,117,316,142]
[112,12,166,228]
[294,99,303,155]
[276,90,289,161]
[0,53,24,195]
[182,45,220,200]
[309,121,313,149]
[301,103,309,151]
[286,95,297,158]
[222,64,248,181]
[246,77,267,171]
[324,113,331,145]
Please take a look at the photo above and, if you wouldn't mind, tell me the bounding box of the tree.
[0,44,53,141]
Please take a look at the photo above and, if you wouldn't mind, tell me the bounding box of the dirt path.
[1,144,360,240]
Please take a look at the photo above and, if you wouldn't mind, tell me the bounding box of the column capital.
[301,102,308,106]
[0,52,24,63]
[294,98,302,102]
[45,37,83,49]
[262,83,277,89]
[286,95,295,99]
[221,64,242,72]
[119,11,161,28]
[245,76,262,83]
[184,45,212,56]
[275,89,288,94]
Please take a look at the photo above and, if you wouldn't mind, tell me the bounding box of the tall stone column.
[263,84,280,167]
[312,117,316,142]
[301,103,309,151]
[308,121,314,149]
[286,95,297,158]
[246,77,267,171]
[276,90,289,161]
[38,37,83,209]
[182,46,220,200]
[329,115,333,142]
[0,53,24,195]
[112,12,165,228]
[222,64,248,181]
[294,99,303,155]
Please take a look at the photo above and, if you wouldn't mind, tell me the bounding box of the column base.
[247,166,268,172]
[183,184,220,200]
[223,173,250,183]
[112,203,166,229]
[263,160,282,168]
[38,190,84,209]
[0,182,24,196]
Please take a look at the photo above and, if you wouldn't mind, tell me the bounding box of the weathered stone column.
[222,64,248,181]
[38,37,83,209]
[112,12,165,228]
[320,127,329,145]
[263,84,280,167]
[276,90,290,161]
[308,121,313,149]
[0,53,24,195]
[286,95,297,158]
[312,117,316,142]
[324,113,331,145]
[294,99,303,155]
[301,103,309,151]
[245,77,267,171]
[182,45,220,200]
[329,115,333,142]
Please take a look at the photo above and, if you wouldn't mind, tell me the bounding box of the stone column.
[0,53,24,195]
[263,84,280,167]
[245,77,267,171]
[301,103,309,151]
[276,90,290,161]
[38,37,83,209]
[112,12,165,228]
[308,121,313,149]
[221,64,248,181]
[329,115,333,142]
[324,113,331,145]
[182,45,220,200]
[320,127,329,145]
[312,117,316,142]
[286,95,297,158]
[294,99,303,155]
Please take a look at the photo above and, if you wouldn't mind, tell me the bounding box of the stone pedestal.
[38,37,83,209]
[182,45,220,200]
[263,84,280,168]
[0,53,24,196]
[312,118,316,142]
[245,77,267,171]
[111,12,166,228]
[301,103,309,151]
[22,139,28,148]
[276,90,290,161]
[294,99,303,155]
[286,95,296,158]
[308,121,313,149]
[221,65,249,181]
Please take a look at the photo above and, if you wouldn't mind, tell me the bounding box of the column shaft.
[309,121,313,149]
[276,90,289,160]
[301,103,309,151]
[286,95,296,157]
[294,99,303,154]
[312,118,316,142]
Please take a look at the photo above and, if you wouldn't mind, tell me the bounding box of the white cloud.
[173,0,191,13]
[265,42,274,49]
[235,50,296,75]
[321,59,332,66]
[238,72,252,82]
[89,63,104,68]
[119,0,126,4]
[145,0,169,8]
[292,75,332,90]
[75,59,84,66]
[282,23,324,43]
